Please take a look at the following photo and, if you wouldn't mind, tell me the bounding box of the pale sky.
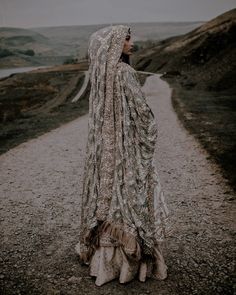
[0,0,235,28]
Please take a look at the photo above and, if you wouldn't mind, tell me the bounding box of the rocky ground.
[0,74,235,294]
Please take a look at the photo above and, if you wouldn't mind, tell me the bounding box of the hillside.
[0,27,74,68]
[134,9,236,191]
[31,22,204,60]
[0,62,89,154]
[0,22,203,69]
[134,9,236,92]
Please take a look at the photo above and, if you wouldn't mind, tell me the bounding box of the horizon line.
[0,20,206,30]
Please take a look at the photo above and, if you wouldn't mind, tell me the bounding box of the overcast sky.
[0,0,235,28]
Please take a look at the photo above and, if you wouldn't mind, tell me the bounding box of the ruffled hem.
[75,244,168,286]
[75,220,168,286]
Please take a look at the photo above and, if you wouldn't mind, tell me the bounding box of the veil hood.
[84,25,131,225]
[87,25,130,136]
[88,25,130,68]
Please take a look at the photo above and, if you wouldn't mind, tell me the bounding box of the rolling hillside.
[0,21,203,69]
[0,27,74,68]
[135,9,236,91]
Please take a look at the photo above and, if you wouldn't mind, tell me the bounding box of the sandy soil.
[0,74,235,295]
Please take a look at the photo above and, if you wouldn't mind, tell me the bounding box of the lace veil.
[82,25,131,224]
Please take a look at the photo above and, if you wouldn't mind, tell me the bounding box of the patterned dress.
[75,25,172,286]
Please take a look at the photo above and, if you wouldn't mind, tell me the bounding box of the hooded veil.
[75,25,172,286]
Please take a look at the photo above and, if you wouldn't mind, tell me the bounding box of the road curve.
[0,74,235,294]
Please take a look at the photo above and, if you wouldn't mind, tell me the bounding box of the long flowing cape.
[76,25,172,277]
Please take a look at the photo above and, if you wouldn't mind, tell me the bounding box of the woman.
[75,25,172,286]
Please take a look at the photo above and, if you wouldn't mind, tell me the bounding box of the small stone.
[68,276,82,284]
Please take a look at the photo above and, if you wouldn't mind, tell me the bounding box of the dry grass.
[167,80,236,191]
[0,63,89,155]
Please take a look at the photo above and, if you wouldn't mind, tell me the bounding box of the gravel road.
[0,74,235,295]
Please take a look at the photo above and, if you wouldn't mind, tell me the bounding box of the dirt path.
[0,74,235,295]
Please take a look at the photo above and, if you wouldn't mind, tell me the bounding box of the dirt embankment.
[0,62,89,155]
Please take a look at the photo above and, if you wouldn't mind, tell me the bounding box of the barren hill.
[135,9,236,92]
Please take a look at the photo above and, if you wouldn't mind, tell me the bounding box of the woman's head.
[122,28,133,55]
[120,28,133,65]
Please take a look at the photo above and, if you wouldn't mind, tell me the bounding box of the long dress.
[75,25,172,286]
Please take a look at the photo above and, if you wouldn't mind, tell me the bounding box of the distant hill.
[0,22,203,69]
[134,9,236,92]
[32,22,204,58]
[0,27,75,68]
[32,22,204,44]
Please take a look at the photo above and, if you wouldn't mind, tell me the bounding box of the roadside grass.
[166,80,236,192]
[0,69,89,155]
